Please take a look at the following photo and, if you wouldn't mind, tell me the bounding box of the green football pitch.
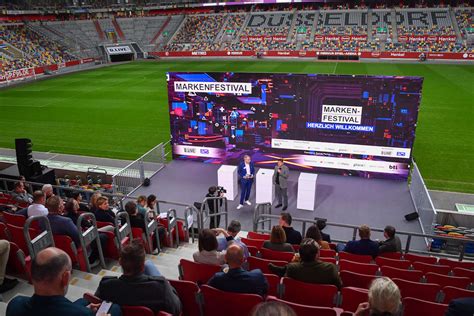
[0,60,472,193]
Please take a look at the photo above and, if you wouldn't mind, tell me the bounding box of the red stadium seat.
[53,235,88,271]
[392,278,441,301]
[264,273,280,297]
[247,256,287,275]
[247,231,270,240]
[320,257,337,265]
[442,286,474,303]
[439,258,474,270]
[404,253,438,264]
[320,249,336,258]
[247,246,259,257]
[412,262,451,275]
[292,244,300,252]
[338,252,373,264]
[453,267,474,281]
[341,287,369,313]
[6,224,38,256]
[168,279,201,316]
[200,285,263,316]
[241,237,265,250]
[0,222,9,240]
[379,252,403,260]
[281,277,337,307]
[266,297,340,316]
[380,266,423,282]
[3,212,26,227]
[178,259,221,285]
[121,306,154,316]
[260,248,294,262]
[425,272,471,289]
[375,256,411,269]
[339,259,379,275]
[6,242,27,276]
[329,243,337,250]
[340,270,378,289]
[402,297,448,316]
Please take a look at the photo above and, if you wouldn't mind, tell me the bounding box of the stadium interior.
[0,0,474,315]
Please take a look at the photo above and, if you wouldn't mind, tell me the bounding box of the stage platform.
[134,160,428,250]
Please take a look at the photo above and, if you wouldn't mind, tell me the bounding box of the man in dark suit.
[208,244,268,296]
[95,240,181,315]
[7,247,121,316]
[342,224,379,257]
[279,212,302,245]
[237,154,255,210]
[273,159,289,210]
[378,225,402,254]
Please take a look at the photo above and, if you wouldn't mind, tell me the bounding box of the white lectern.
[217,165,238,201]
[256,168,274,204]
[297,173,318,211]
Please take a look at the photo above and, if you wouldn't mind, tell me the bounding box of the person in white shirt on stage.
[27,191,48,217]
[237,155,255,210]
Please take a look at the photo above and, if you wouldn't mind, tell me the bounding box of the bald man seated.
[6,247,121,316]
[207,244,268,296]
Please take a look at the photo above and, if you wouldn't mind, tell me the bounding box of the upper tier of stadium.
[0,2,473,73]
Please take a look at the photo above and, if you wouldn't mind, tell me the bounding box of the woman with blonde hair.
[262,225,294,252]
[355,277,401,316]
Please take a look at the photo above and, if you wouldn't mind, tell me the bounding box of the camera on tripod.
[216,186,227,195]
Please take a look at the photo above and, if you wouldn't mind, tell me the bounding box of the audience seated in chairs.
[27,190,48,217]
[6,247,121,316]
[64,198,90,229]
[354,277,401,316]
[378,226,402,254]
[251,301,296,316]
[124,201,165,242]
[339,224,379,257]
[193,229,226,266]
[136,196,148,217]
[216,220,249,259]
[279,213,302,245]
[316,219,331,242]
[93,197,115,225]
[72,191,90,213]
[146,194,157,213]
[269,238,342,289]
[208,244,268,296]
[95,240,181,315]
[0,240,19,293]
[305,224,330,250]
[88,192,102,214]
[11,181,32,204]
[262,225,294,253]
[42,184,54,199]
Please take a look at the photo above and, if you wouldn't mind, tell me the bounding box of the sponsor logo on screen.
[321,105,362,125]
[174,81,252,94]
[106,46,132,54]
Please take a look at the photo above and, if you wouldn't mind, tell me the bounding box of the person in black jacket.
[278,212,302,245]
[95,240,181,315]
[93,197,115,224]
[206,186,223,229]
[378,225,402,254]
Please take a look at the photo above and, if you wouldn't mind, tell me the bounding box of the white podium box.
[297,173,318,211]
[217,165,238,201]
[256,168,275,204]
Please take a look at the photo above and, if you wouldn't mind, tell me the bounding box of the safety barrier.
[114,212,133,252]
[24,215,55,260]
[145,210,161,254]
[166,209,180,248]
[198,196,228,232]
[77,212,106,272]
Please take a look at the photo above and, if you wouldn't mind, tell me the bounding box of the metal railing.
[145,210,161,254]
[24,215,55,260]
[77,212,106,272]
[198,196,228,232]
[114,211,133,252]
[112,142,170,195]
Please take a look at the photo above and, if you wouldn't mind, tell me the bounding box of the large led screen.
[167,72,423,180]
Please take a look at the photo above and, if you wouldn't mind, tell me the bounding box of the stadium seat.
[0,222,9,240]
[404,253,438,264]
[375,256,411,269]
[329,243,337,250]
[320,257,337,265]
[442,286,474,303]
[247,231,270,240]
[320,249,337,258]
[453,267,474,281]
[402,297,448,316]
[425,272,471,289]
[340,287,369,313]
[247,256,287,275]
[260,248,294,262]
[439,258,474,270]
[412,261,451,275]
[3,212,26,227]
[379,252,403,260]
[264,273,280,297]
[6,223,38,256]
[338,252,373,264]
[121,306,155,316]
[340,270,378,289]
[241,237,265,250]
[380,266,423,282]
[178,259,221,285]
[292,244,300,252]
[266,297,340,316]
[7,241,27,276]
[392,278,441,301]
[339,259,379,275]
[168,279,201,316]
[247,245,259,257]
[200,285,263,316]
[281,277,337,307]
[53,235,88,272]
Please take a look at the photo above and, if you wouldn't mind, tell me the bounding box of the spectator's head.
[72,191,82,202]
[227,220,242,237]
[299,238,319,263]
[270,225,287,244]
[277,158,284,167]
[46,196,64,215]
[305,224,323,242]
[31,247,72,296]
[89,192,102,209]
[124,201,137,216]
[147,194,156,209]
[119,240,146,276]
[14,181,24,193]
[368,277,401,315]
[198,229,218,252]
[42,184,53,198]
[96,197,109,211]
[137,195,147,207]
[251,301,296,316]
[243,154,251,164]
[279,212,292,227]
[384,226,396,239]
[356,224,370,239]
[64,198,79,214]
[225,244,244,269]
[316,218,327,231]
[32,190,45,205]
[208,186,217,195]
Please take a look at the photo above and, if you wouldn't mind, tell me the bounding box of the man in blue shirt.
[342,224,379,257]
[6,247,121,316]
[216,220,249,259]
[208,244,268,296]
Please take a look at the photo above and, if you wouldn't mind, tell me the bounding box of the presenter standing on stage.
[237,155,255,210]
[273,159,289,210]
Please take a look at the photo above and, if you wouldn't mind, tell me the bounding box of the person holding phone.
[237,154,255,210]
[273,159,289,210]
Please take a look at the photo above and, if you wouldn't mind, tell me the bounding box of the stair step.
[97,269,122,278]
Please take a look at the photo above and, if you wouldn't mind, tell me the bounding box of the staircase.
[449,7,463,42]
[112,18,126,41]
[150,16,171,44]
[390,8,398,43]
[367,9,374,42]
[93,20,106,41]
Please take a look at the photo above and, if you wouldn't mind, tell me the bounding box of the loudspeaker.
[404,212,419,221]
[15,138,33,158]
[15,138,42,180]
